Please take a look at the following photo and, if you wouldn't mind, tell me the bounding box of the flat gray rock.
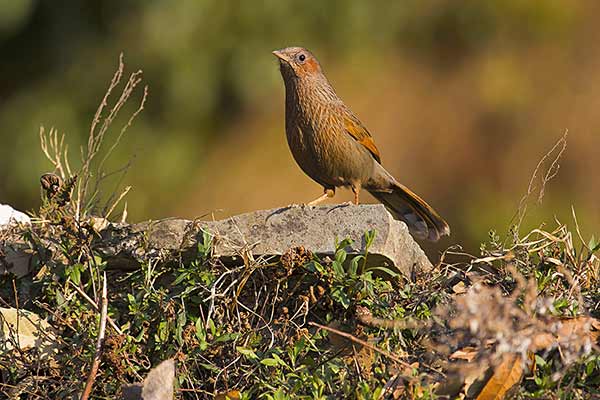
[97,204,432,276]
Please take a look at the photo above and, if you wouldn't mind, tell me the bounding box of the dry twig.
[511,130,568,237]
[80,273,108,400]
[308,321,413,369]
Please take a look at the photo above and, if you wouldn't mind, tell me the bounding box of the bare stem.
[80,273,108,400]
[69,280,122,335]
[308,321,413,369]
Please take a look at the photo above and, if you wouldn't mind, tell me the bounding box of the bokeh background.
[1,0,599,256]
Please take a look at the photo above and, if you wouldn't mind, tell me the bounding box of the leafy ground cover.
[1,213,598,399]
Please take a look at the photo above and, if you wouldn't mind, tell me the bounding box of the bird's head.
[272,47,322,80]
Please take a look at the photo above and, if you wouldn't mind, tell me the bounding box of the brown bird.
[273,46,450,241]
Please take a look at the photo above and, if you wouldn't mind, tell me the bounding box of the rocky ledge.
[2,204,432,277]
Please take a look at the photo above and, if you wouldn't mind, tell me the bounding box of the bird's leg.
[307,188,335,206]
[352,185,361,205]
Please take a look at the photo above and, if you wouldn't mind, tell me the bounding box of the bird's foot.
[307,189,335,206]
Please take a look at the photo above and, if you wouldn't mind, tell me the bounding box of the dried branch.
[68,280,122,335]
[74,53,145,221]
[355,305,421,330]
[511,130,568,237]
[80,273,108,400]
[308,321,413,369]
[39,127,72,180]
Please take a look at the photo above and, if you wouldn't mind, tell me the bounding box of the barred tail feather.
[368,183,450,242]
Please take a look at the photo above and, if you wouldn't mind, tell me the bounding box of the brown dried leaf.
[215,390,241,400]
[353,345,375,379]
[452,281,468,294]
[475,353,523,400]
[450,346,479,362]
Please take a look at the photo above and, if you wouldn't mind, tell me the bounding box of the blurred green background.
[1,0,598,255]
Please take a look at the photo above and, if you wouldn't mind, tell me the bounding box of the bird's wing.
[343,111,382,163]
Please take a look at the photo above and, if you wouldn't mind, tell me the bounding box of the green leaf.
[535,354,546,367]
[208,318,216,336]
[93,255,105,267]
[68,263,83,285]
[173,271,189,286]
[71,268,81,285]
[293,337,306,356]
[332,261,345,278]
[177,309,187,327]
[335,237,354,251]
[364,230,376,249]
[199,363,221,373]
[215,332,239,343]
[120,321,131,332]
[236,346,258,359]
[349,255,363,277]
[198,229,213,257]
[156,321,169,342]
[272,353,287,367]
[273,388,287,400]
[553,298,569,311]
[586,359,596,375]
[372,387,383,398]
[308,261,325,274]
[134,328,145,343]
[55,290,66,307]
[260,358,280,367]
[331,287,350,308]
[335,248,347,264]
[195,318,206,341]
[589,235,600,253]
[176,310,187,345]
[200,271,215,286]
[361,230,377,271]
[289,337,306,366]
[364,266,399,278]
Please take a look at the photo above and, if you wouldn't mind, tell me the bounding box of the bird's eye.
[297,53,306,62]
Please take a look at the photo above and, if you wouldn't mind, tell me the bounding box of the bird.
[272,46,450,241]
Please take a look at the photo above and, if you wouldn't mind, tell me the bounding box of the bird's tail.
[368,182,450,241]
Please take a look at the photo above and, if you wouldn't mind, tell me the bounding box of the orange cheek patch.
[304,58,320,73]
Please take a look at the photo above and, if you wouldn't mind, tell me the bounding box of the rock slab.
[97,204,432,276]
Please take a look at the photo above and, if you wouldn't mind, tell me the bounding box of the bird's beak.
[272,50,289,63]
